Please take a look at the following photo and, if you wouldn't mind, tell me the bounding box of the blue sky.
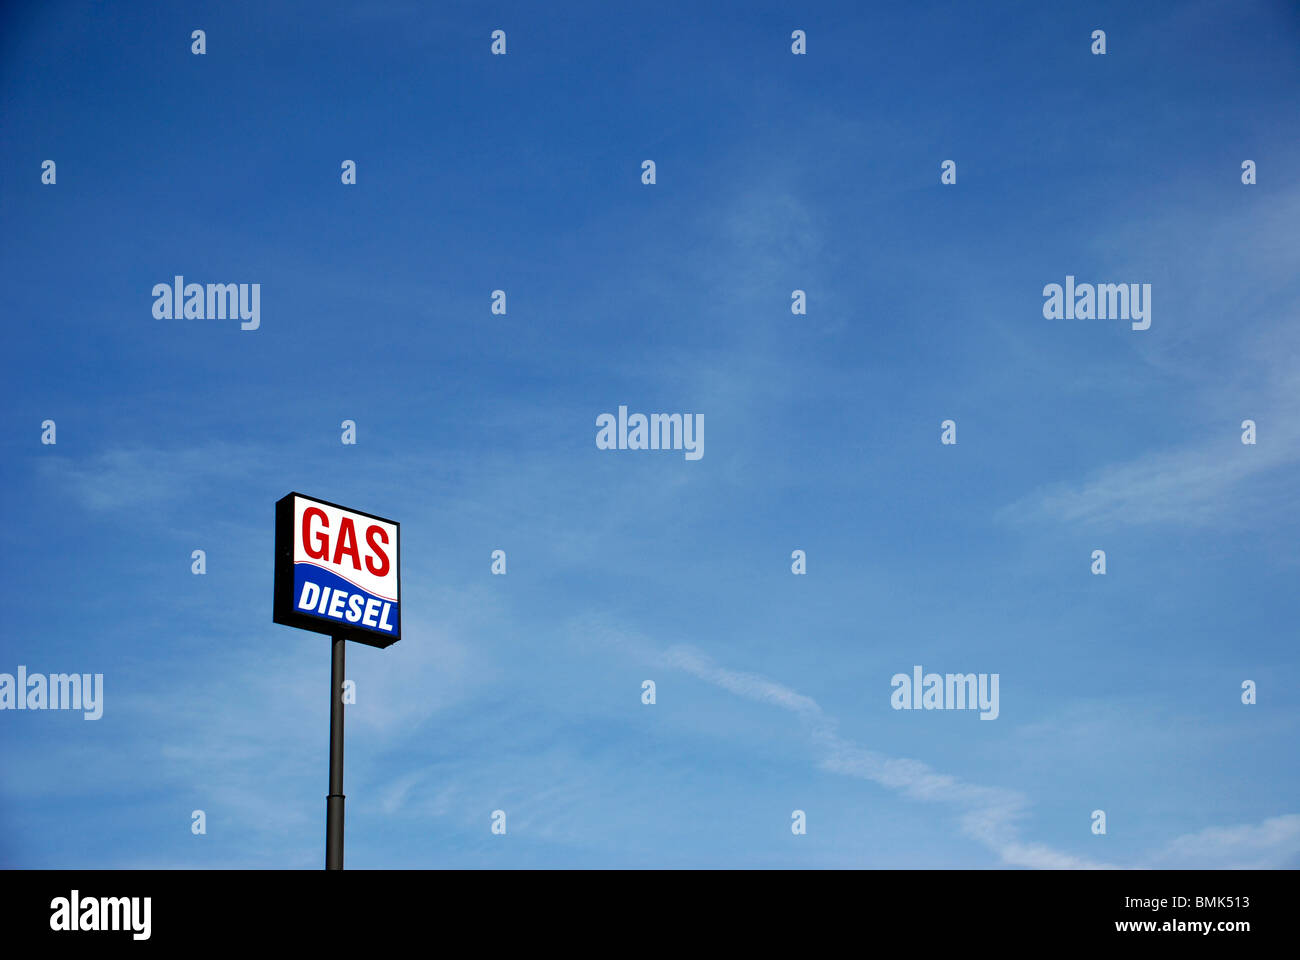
[2,0,1298,868]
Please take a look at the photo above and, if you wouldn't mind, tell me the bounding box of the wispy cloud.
[1151,814,1300,869]
[663,645,824,719]
[997,316,1300,529]
[998,433,1299,528]
[661,638,1300,869]
[999,183,1300,531]
[36,443,266,512]
[662,640,1109,868]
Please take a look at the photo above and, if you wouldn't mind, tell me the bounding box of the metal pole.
[326,635,346,870]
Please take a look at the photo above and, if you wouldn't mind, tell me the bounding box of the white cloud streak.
[1152,814,1300,869]
[661,641,1300,869]
[662,641,1109,868]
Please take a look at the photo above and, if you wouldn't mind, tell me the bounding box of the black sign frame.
[273,491,402,648]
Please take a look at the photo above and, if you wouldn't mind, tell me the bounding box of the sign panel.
[273,492,401,648]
